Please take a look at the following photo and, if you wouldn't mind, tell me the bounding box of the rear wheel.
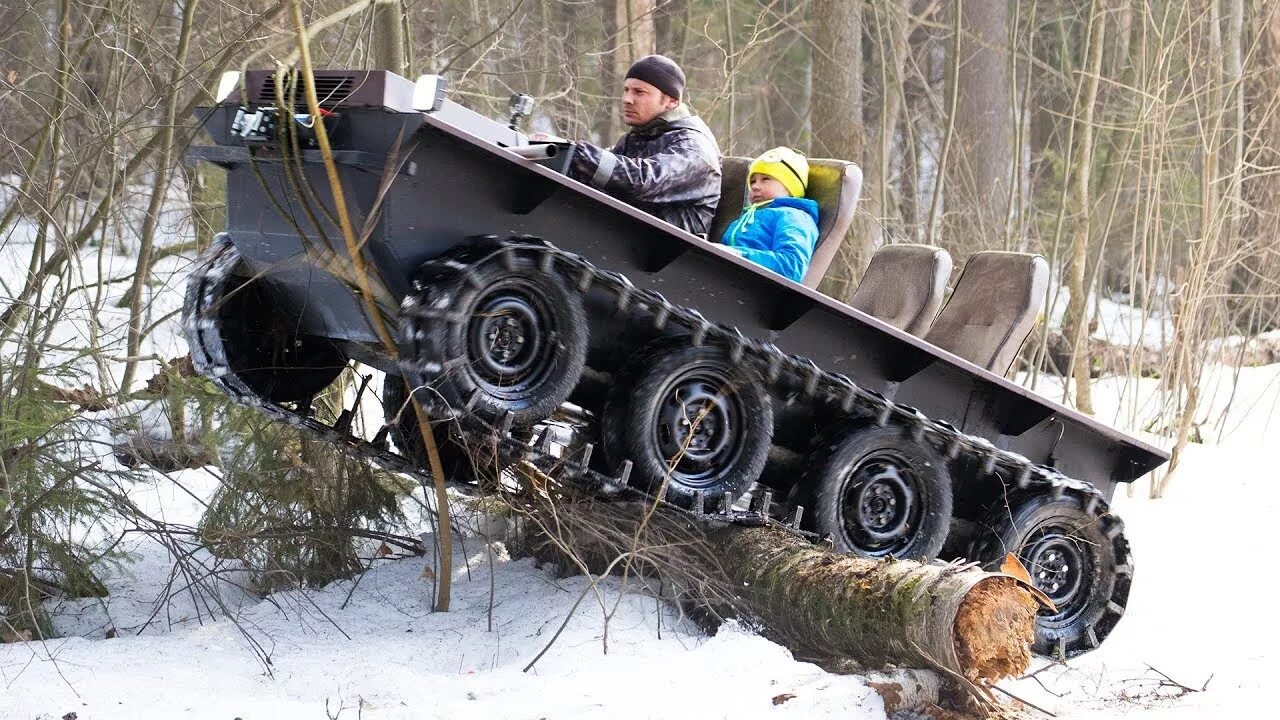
[184,239,345,403]
[400,248,588,430]
[601,336,772,508]
[968,490,1132,658]
[805,424,953,561]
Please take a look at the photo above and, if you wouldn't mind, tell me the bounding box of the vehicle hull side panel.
[203,109,1164,493]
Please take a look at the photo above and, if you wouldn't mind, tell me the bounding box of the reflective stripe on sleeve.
[592,151,618,189]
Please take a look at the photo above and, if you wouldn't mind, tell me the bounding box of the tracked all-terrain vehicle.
[183,69,1168,659]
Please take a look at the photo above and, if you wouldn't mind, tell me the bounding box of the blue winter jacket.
[719,197,820,283]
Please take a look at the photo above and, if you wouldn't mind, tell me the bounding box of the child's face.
[748,173,791,203]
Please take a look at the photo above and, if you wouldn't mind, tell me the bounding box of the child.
[719,147,820,283]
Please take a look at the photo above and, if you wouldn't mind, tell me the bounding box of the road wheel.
[184,238,345,404]
[806,424,953,561]
[382,374,479,485]
[601,336,773,508]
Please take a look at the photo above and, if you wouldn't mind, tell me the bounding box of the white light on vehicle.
[412,74,449,112]
[214,71,241,103]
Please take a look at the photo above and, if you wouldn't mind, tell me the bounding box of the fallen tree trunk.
[514,484,1038,685]
[709,521,1037,683]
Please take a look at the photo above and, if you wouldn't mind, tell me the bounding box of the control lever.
[508,144,562,160]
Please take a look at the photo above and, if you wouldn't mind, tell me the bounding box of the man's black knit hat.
[625,55,686,101]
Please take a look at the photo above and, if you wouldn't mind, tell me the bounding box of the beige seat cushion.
[709,156,862,289]
[924,251,1049,375]
[849,244,952,336]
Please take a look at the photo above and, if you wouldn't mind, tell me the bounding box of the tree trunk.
[1235,0,1280,331]
[595,0,655,143]
[710,523,1037,682]
[615,0,656,65]
[187,162,225,254]
[528,495,1038,683]
[812,0,866,301]
[1062,0,1107,415]
[372,0,406,76]
[944,0,1012,252]
[759,0,811,149]
[595,0,656,145]
[898,8,933,243]
[0,4,288,338]
[654,0,688,56]
[867,0,923,245]
[120,0,200,397]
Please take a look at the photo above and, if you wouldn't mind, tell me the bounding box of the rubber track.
[184,235,1126,549]
[183,236,782,534]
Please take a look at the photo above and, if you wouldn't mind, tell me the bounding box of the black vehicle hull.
[193,100,1165,500]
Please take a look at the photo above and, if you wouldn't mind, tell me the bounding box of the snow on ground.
[3,220,1279,718]
[1007,436,1279,719]
[1004,362,1280,718]
[1,467,886,720]
[1044,281,1175,351]
[4,365,1276,720]
[1018,355,1280,450]
[0,191,195,392]
[1,218,890,719]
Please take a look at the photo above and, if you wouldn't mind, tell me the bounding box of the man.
[552,55,722,236]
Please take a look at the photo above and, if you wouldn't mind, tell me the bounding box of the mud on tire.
[600,336,773,509]
[969,490,1132,658]
[805,424,953,561]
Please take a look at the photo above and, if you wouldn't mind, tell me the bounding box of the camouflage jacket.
[567,106,722,237]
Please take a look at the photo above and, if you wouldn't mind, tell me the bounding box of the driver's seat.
[709,156,863,289]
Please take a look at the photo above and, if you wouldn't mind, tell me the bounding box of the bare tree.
[1059,0,1107,415]
[811,0,865,301]
[1235,0,1280,331]
[944,0,1012,247]
[373,0,407,75]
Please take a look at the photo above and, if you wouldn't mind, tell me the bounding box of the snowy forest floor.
[3,371,1276,720]
[2,222,1277,718]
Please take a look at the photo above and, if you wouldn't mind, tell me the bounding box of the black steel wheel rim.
[839,452,921,556]
[651,368,742,486]
[466,280,554,400]
[1023,525,1093,622]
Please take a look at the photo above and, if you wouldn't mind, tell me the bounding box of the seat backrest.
[848,244,952,336]
[924,251,1049,375]
[709,156,863,289]
[708,156,752,246]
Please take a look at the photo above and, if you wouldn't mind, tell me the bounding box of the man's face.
[623,78,679,127]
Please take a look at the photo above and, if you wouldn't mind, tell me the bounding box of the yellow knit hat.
[748,146,809,198]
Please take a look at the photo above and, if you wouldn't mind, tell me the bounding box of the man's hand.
[528,132,568,143]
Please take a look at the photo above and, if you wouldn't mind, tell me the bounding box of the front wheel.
[400,247,588,430]
[969,490,1132,658]
[601,336,773,509]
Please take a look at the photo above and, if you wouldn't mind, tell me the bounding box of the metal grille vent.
[257,74,355,110]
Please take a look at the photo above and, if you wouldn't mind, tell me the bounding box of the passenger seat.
[709,156,862,289]
[924,251,1050,376]
[848,244,952,336]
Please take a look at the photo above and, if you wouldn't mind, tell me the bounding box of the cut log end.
[953,576,1038,683]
